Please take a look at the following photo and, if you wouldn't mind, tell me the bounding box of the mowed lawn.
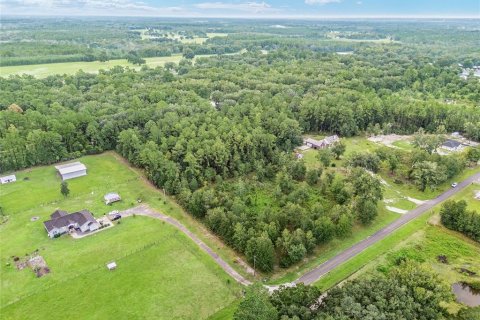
[0,55,184,78]
[0,153,240,319]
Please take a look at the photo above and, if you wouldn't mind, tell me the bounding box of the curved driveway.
[294,172,480,285]
[120,172,479,288]
[120,205,252,286]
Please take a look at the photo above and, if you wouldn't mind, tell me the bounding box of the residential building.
[43,209,99,238]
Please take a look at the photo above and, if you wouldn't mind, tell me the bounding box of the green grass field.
[391,139,415,151]
[0,153,241,319]
[0,56,184,78]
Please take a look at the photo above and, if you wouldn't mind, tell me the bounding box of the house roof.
[50,210,68,219]
[304,138,325,147]
[43,209,96,232]
[442,139,462,148]
[0,175,16,182]
[54,162,87,175]
[324,135,339,144]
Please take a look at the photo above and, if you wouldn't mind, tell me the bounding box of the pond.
[452,282,480,307]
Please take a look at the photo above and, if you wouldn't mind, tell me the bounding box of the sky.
[1,0,479,18]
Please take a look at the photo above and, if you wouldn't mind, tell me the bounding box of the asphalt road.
[294,172,480,285]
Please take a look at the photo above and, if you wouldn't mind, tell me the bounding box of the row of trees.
[234,261,454,320]
[440,200,480,242]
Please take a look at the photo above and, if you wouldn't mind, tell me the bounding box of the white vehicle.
[451,182,458,188]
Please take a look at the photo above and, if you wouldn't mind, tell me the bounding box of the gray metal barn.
[55,162,87,181]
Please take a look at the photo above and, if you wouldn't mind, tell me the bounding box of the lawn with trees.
[0,153,241,319]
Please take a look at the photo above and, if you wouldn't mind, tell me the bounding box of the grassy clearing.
[136,29,228,43]
[313,180,480,298]
[301,135,480,201]
[207,299,240,320]
[0,56,183,78]
[0,152,242,319]
[391,139,415,151]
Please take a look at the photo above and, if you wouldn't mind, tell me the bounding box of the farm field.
[0,54,214,78]
[0,153,241,319]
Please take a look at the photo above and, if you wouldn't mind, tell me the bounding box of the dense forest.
[233,261,480,320]
[234,261,473,320]
[1,19,480,271]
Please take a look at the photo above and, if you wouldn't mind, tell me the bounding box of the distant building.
[441,139,464,151]
[304,135,339,149]
[0,174,16,184]
[104,193,121,205]
[43,209,99,238]
[55,162,87,181]
[304,138,326,149]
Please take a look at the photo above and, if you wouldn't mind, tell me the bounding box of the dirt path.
[120,205,252,286]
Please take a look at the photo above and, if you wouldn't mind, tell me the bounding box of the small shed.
[55,162,87,181]
[0,174,16,184]
[107,262,117,270]
[104,193,121,205]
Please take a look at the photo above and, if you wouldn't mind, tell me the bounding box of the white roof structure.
[55,162,87,181]
[0,175,16,184]
[55,162,87,174]
[104,193,121,204]
[107,262,117,270]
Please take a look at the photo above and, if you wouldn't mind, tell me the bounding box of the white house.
[104,193,121,205]
[0,174,16,184]
[55,162,87,181]
[43,209,100,238]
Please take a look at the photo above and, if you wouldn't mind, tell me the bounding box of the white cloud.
[2,0,183,15]
[305,0,342,5]
[195,2,273,13]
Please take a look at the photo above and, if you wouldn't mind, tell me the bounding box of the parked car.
[111,214,122,221]
[451,182,458,188]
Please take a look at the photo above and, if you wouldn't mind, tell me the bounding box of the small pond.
[452,282,480,307]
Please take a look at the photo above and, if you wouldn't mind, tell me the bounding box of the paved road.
[294,172,480,285]
[120,205,252,286]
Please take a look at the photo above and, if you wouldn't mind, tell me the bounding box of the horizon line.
[1,14,479,20]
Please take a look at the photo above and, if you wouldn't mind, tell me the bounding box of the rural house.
[43,209,100,238]
[441,139,464,152]
[304,135,340,149]
[55,162,87,181]
[104,193,121,205]
[0,174,16,184]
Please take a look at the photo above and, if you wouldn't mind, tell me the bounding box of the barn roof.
[54,162,86,175]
